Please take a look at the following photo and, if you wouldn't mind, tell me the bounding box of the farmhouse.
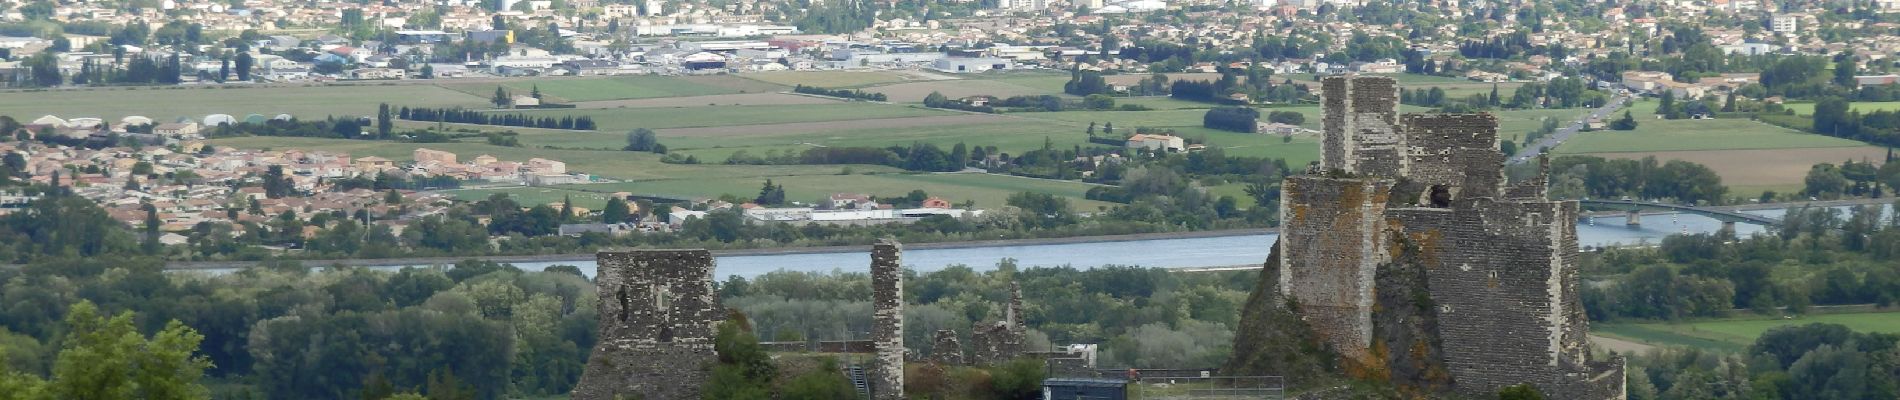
[1125,134,1186,153]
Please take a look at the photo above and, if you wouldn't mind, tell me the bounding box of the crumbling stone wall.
[573,250,725,400]
[929,329,964,366]
[870,240,905,400]
[968,282,1027,366]
[1220,244,1338,385]
[1277,175,1392,363]
[1321,76,1405,176]
[1387,199,1622,399]
[1400,113,1504,203]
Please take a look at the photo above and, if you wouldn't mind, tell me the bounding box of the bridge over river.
[1578,199,1785,227]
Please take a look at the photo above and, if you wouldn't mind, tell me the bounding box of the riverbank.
[161,227,1277,271]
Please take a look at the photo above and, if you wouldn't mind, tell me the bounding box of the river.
[174,204,1859,279]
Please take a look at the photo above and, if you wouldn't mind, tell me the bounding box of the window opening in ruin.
[616,287,630,322]
[1428,185,1453,208]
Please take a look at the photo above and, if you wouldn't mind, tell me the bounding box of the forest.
[0,252,1250,398]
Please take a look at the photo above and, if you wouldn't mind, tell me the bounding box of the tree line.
[792,84,888,101]
[399,107,598,131]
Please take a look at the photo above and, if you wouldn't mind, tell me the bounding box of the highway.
[1509,94,1632,165]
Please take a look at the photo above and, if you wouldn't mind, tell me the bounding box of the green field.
[556,172,1118,210]
[1596,311,1900,352]
[1780,101,1900,115]
[442,75,780,103]
[203,136,1113,210]
[1554,100,1867,153]
[740,70,913,88]
[0,84,485,122]
[497,103,954,131]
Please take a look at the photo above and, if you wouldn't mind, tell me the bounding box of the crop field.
[496,103,954,131]
[1495,108,1591,141]
[865,79,1055,102]
[203,136,1115,210]
[1552,118,1865,153]
[740,70,916,88]
[509,114,1020,149]
[1596,311,1900,352]
[1780,101,1900,115]
[568,92,838,109]
[555,172,1117,209]
[0,84,484,121]
[657,118,1095,161]
[441,75,775,103]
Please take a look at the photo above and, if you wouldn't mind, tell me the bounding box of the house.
[512,96,541,108]
[354,156,396,172]
[828,193,876,209]
[921,197,952,208]
[525,158,566,174]
[1125,134,1186,153]
[1856,75,1900,88]
[152,122,200,136]
[413,148,457,164]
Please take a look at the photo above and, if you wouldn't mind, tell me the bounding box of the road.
[1509,95,1632,165]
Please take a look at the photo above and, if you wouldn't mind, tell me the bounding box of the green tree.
[234,52,253,81]
[602,197,630,224]
[1835,55,1858,88]
[1805,163,1850,199]
[492,86,510,108]
[377,103,394,138]
[1610,110,1638,131]
[624,128,659,152]
[46,301,211,400]
[781,357,855,400]
[703,317,773,400]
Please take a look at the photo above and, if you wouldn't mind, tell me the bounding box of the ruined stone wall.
[870,240,905,400]
[969,322,1022,366]
[1321,76,1405,176]
[1386,199,1621,399]
[1278,175,1392,362]
[574,250,725,400]
[929,329,964,366]
[1400,113,1504,202]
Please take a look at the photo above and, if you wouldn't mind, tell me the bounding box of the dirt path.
[1590,334,1655,354]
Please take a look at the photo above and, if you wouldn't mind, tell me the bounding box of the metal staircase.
[847,365,871,399]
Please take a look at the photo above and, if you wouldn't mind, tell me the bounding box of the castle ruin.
[572,250,725,400]
[1270,76,1625,399]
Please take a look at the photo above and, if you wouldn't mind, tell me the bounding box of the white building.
[1771,14,1799,34]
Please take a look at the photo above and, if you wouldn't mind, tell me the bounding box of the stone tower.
[1321,75,1405,176]
[572,250,725,400]
[869,240,905,400]
[1276,175,1392,364]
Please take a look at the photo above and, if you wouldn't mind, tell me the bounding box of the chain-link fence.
[1129,375,1284,400]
